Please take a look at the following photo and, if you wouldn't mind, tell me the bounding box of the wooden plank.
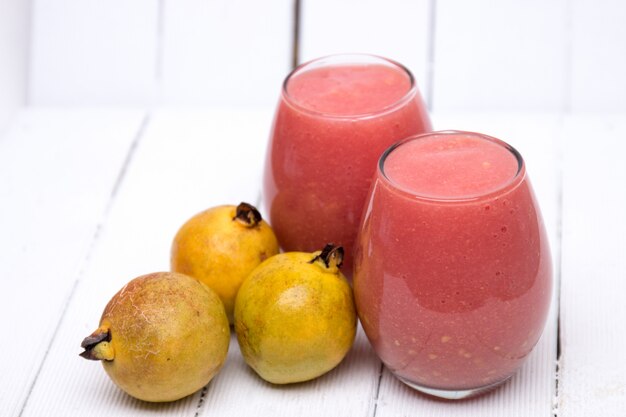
[570,0,626,112]
[299,0,432,105]
[0,0,30,134]
[432,0,569,113]
[159,0,293,106]
[373,113,561,416]
[28,0,158,105]
[0,109,146,416]
[558,115,626,416]
[21,108,381,416]
[28,0,292,106]
[202,326,379,417]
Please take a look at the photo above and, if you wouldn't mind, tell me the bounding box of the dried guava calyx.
[80,327,114,361]
[310,243,344,273]
[233,202,263,227]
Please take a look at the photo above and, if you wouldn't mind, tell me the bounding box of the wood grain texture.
[299,0,432,105]
[558,115,626,416]
[0,109,145,416]
[20,109,379,416]
[9,109,626,416]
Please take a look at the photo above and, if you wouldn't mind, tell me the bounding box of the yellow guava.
[234,244,356,384]
[171,202,279,323]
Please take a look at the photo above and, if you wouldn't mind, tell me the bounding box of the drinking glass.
[353,131,552,399]
[263,54,432,276]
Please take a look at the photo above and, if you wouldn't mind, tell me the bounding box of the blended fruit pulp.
[354,132,552,391]
[264,61,431,276]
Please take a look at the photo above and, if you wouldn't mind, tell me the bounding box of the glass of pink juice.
[354,131,552,399]
[263,54,432,276]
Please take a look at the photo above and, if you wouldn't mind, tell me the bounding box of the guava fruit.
[80,272,229,402]
[171,202,279,323]
[234,244,356,384]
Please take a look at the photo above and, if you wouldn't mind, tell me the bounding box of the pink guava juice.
[263,54,432,276]
[353,131,552,398]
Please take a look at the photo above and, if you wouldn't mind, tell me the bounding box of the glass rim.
[281,53,418,119]
[378,130,526,203]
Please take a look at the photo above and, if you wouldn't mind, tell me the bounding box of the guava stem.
[80,328,114,361]
[309,244,344,270]
[233,202,262,227]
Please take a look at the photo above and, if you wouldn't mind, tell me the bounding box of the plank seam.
[292,0,301,68]
[552,120,566,416]
[554,318,562,416]
[193,386,209,417]
[16,112,151,417]
[109,113,151,203]
[371,362,384,417]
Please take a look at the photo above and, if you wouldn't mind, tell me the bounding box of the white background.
[1,1,625,417]
[0,0,30,134]
[2,0,626,135]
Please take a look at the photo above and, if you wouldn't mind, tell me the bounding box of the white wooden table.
[1,107,624,416]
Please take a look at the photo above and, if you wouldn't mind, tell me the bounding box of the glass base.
[396,374,512,400]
